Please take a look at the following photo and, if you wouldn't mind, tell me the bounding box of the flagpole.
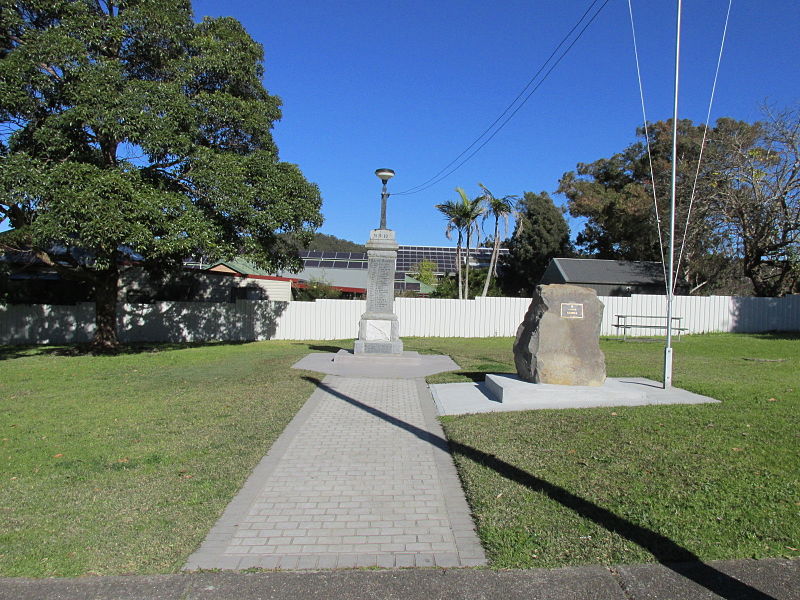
[664,0,682,389]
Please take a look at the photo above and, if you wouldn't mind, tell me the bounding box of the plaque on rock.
[560,303,584,319]
[513,284,605,386]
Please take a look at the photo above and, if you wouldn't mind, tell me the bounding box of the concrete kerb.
[2,559,798,600]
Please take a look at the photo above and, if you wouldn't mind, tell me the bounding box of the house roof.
[282,266,369,291]
[207,258,274,277]
[206,258,295,282]
[404,274,436,294]
[547,258,667,286]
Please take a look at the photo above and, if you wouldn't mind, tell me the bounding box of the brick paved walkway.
[184,376,486,570]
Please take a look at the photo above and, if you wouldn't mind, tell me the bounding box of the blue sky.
[6,1,798,248]
[192,0,799,246]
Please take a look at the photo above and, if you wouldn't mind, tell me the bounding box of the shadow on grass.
[302,375,778,600]
[748,331,800,341]
[0,340,249,361]
[292,342,349,353]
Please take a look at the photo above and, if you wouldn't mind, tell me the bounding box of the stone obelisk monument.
[354,169,403,354]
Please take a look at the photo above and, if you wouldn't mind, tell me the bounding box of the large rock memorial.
[513,284,605,386]
[354,228,403,354]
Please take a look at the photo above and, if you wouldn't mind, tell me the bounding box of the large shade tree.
[558,112,799,296]
[0,0,322,349]
[706,109,800,296]
[501,191,571,296]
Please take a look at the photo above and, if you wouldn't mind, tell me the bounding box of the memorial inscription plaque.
[560,303,584,319]
[366,256,395,315]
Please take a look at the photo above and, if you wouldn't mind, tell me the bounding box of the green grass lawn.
[1,334,797,576]
[0,341,325,577]
[413,334,800,569]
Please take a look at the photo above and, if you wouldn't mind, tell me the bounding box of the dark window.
[230,286,264,302]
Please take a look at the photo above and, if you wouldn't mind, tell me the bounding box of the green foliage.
[558,112,800,296]
[558,119,715,263]
[431,268,501,298]
[277,232,365,253]
[436,187,483,299]
[409,259,438,287]
[501,191,572,296]
[293,278,343,301]
[478,183,517,297]
[305,233,366,252]
[0,2,322,347]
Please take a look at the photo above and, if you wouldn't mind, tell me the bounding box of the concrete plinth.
[355,316,403,354]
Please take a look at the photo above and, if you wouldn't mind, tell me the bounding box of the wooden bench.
[613,315,688,341]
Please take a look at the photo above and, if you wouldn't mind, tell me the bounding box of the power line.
[393,0,612,196]
[394,0,602,196]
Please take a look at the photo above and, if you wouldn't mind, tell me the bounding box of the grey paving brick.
[336,554,359,568]
[316,555,339,569]
[376,554,397,568]
[295,555,319,570]
[434,553,461,567]
[238,555,280,570]
[277,555,300,570]
[183,374,486,571]
[395,553,416,567]
[416,553,435,567]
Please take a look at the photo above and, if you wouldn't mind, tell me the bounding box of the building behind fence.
[1,294,799,345]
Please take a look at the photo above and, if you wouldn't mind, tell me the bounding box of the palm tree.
[478,183,518,297]
[458,187,483,299]
[437,188,483,299]
[435,198,467,299]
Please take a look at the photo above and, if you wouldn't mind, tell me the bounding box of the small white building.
[120,260,293,303]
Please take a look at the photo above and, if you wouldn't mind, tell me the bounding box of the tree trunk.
[481,218,500,297]
[456,233,463,300]
[91,264,120,352]
[464,230,471,300]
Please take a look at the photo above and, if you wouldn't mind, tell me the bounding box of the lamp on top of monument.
[375,168,395,230]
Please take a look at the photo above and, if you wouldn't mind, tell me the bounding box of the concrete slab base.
[486,374,646,404]
[334,349,421,365]
[292,352,460,379]
[430,375,720,416]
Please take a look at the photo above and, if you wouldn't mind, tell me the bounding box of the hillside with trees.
[306,233,366,252]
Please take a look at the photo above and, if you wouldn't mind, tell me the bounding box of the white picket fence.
[1,294,799,345]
